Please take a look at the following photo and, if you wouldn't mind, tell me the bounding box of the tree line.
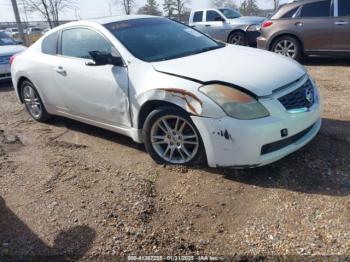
[20,0,278,29]
[124,0,267,19]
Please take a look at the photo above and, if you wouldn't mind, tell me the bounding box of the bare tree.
[163,0,176,17]
[239,0,259,15]
[174,0,190,21]
[137,0,162,16]
[273,0,280,10]
[115,0,135,15]
[211,0,238,9]
[23,0,75,28]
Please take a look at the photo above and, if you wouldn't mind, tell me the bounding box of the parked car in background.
[42,28,50,34]
[257,0,350,60]
[26,27,43,35]
[5,28,19,38]
[189,8,265,46]
[0,32,26,81]
[11,16,321,168]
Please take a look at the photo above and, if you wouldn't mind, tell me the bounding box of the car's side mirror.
[87,51,124,67]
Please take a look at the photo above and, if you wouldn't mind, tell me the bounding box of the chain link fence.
[0,20,74,46]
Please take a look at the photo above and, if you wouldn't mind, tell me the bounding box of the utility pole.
[10,0,26,45]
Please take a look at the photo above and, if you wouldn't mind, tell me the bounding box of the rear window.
[339,0,350,16]
[42,31,58,55]
[300,0,331,18]
[193,11,203,22]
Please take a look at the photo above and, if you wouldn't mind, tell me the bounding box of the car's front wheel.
[21,80,51,122]
[143,106,206,166]
[228,31,248,46]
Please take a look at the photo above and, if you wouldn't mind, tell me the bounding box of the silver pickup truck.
[189,8,265,46]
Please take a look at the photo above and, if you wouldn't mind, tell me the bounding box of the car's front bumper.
[247,31,261,47]
[0,64,11,80]
[191,100,322,168]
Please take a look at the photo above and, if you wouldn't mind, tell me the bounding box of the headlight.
[199,84,269,120]
[247,24,261,32]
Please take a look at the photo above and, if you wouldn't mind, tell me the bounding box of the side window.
[282,7,299,19]
[61,28,113,59]
[42,31,59,55]
[339,0,350,16]
[206,10,224,22]
[193,11,203,22]
[300,0,331,18]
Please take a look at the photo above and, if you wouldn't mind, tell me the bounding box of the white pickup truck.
[189,8,265,46]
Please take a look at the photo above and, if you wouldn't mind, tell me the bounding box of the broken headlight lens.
[200,84,270,120]
[247,24,261,32]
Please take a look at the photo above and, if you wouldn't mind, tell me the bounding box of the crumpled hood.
[0,45,27,56]
[229,16,265,25]
[152,45,306,97]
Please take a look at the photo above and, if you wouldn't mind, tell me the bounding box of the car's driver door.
[54,27,131,127]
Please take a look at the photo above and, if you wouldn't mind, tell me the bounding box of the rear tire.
[20,80,51,122]
[271,36,302,61]
[142,106,206,166]
[228,31,248,46]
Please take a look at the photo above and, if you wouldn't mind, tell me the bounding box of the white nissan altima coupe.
[11,15,322,168]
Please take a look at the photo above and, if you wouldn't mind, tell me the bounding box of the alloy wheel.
[230,34,246,45]
[150,115,199,164]
[274,40,296,58]
[23,85,42,119]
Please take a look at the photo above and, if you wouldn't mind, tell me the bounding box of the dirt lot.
[1,57,350,260]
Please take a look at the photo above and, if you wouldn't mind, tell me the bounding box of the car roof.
[282,0,327,8]
[90,15,157,25]
[191,8,225,12]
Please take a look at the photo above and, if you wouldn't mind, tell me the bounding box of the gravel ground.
[0,57,350,260]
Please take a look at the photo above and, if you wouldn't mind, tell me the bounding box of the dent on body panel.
[108,66,130,121]
[83,66,130,125]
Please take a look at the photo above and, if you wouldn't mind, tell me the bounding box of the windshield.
[0,32,17,46]
[105,18,224,62]
[219,8,241,19]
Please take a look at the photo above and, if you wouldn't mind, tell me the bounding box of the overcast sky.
[0,0,291,22]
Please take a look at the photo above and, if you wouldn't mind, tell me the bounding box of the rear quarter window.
[281,7,299,18]
[300,0,332,18]
[42,31,59,55]
[339,0,350,16]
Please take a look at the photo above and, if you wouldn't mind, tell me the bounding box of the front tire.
[271,36,302,61]
[228,31,248,46]
[21,80,51,122]
[142,106,206,166]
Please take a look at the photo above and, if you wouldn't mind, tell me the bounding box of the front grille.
[278,79,315,110]
[0,55,11,65]
[0,73,11,78]
[261,123,315,155]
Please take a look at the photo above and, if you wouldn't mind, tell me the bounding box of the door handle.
[335,21,349,25]
[55,66,66,76]
[205,24,211,27]
[295,22,303,27]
